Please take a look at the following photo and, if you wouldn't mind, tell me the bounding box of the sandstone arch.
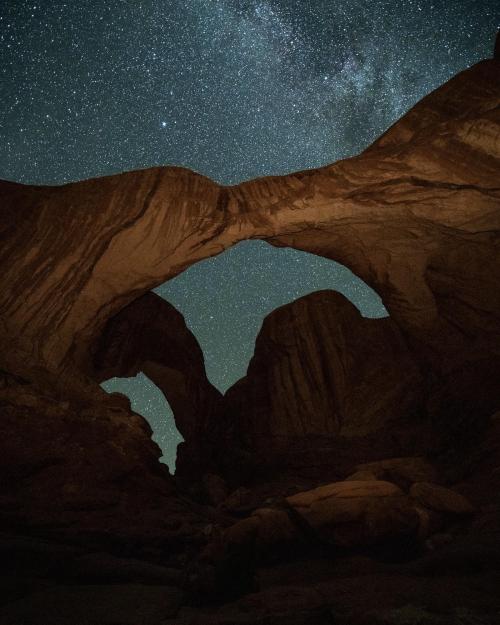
[0,56,499,420]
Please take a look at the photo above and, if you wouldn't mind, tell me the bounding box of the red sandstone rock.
[93,292,221,441]
[223,290,426,476]
[223,480,420,554]
[0,379,207,536]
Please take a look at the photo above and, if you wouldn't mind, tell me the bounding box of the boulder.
[345,470,379,482]
[354,457,439,490]
[410,483,474,516]
[223,481,421,556]
[224,509,297,551]
[287,480,404,508]
[288,481,419,549]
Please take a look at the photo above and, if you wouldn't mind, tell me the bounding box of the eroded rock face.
[91,292,223,478]
[92,292,220,440]
[222,290,431,480]
[0,377,176,531]
[218,478,474,564]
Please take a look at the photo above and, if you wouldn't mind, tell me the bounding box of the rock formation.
[0,40,499,625]
[91,291,222,478]
[222,290,430,481]
[221,478,473,556]
[0,372,180,532]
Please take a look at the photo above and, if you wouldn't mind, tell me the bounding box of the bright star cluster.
[2,1,498,470]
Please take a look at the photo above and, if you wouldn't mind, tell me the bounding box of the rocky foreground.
[0,34,499,625]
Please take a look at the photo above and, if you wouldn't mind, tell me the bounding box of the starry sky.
[2,1,498,469]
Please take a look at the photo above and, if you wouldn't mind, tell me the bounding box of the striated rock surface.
[222,290,428,479]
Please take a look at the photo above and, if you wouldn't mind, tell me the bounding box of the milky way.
[2,1,498,469]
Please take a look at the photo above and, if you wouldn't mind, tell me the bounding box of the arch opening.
[102,373,183,473]
[154,239,388,392]
[96,239,388,476]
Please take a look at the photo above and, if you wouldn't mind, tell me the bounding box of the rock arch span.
[0,56,499,421]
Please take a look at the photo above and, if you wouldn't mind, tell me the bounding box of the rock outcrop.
[91,292,222,478]
[219,479,473,559]
[349,457,439,489]
[409,482,474,516]
[222,290,430,481]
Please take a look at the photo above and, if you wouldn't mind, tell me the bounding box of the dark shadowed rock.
[92,291,223,478]
[352,457,439,490]
[68,552,183,585]
[410,482,474,516]
[0,583,184,625]
[0,381,212,540]
[222,291,428,478]
[202,473,229,506]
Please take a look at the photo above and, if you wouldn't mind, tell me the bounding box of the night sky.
[2,1,498,469]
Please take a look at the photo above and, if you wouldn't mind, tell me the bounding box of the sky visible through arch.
[155,241,387,393]
[2,0,499,469]
[103,243,388,469]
